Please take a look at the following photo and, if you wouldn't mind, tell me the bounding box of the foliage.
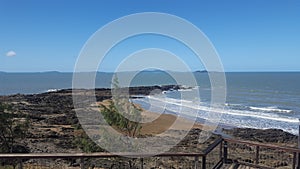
[0,103,29,153]
[73,125,103,153]
[74,134,104,153]
[100,76,142,137]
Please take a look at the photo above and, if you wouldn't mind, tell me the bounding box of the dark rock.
[0,85,183,154]
[223,128,297,145]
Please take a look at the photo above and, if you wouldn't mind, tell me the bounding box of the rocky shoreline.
[0,85,186,154]
[0,85,298,154]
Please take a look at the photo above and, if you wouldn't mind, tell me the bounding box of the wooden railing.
[224,138,300,169]
[2,137,299,169]
[0,137,223,169]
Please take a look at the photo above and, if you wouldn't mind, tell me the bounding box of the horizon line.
[1,70,300,73]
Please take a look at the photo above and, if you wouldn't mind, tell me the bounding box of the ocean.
[1,72,300,135]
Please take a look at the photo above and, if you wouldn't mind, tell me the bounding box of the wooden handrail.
[1,138,296,159]
[223,138,300,153]
[203,137,223,155]
[1,137,298,169]
[0,152,206,159]
[224,137,300,169]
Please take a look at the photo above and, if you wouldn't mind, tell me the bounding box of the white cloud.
[6,50,16,57]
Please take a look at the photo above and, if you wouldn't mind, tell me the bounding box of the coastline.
[1,72,299,137]
[0,86,298,155]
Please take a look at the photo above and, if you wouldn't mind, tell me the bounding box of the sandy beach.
[98,99,203,136]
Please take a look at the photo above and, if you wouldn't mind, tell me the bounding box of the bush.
[0,103,29,153]
[100,76,142,137]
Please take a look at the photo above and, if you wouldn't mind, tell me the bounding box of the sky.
[0,0,299,72]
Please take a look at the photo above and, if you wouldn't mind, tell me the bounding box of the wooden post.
[223,141,228,164]
[194,156,199,169]
[255,146,259,164]
[298,152,300,169]
[202,156,206,169]
[220,141,223,161]
[140,158,144,169]
[80,158,84,169]
[293,152,296,169]
[18,160,23,169]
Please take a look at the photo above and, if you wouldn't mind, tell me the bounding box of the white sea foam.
[249,106,292,113]
[46,89,58,92]
[145,96,299,123]
[225,103,241,106]
[178,88,193,92]
[135,95,300,135]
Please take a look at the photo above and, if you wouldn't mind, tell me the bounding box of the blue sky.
[0,0,299,72]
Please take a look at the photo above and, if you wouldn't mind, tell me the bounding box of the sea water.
[133,72,300,135]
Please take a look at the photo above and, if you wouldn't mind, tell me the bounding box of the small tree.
[100,76,142,137]
[100,102,142,137]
